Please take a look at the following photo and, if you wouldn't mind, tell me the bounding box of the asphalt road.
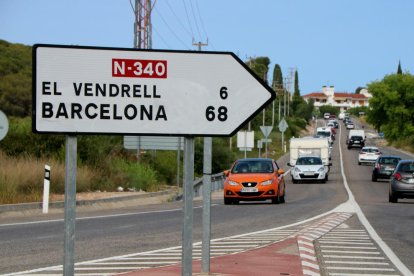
[0,118,413,275]
[340,118,414,273]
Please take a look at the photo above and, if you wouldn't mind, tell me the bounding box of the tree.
[397,60,402,75]
[245,57,272,127]
[272,64,283,89]
[0,40,32,117]
[291,70,303,115]
[247,56,270,83]
[319,105,339,117]
[355,87,365,94]
[367,73,414,141]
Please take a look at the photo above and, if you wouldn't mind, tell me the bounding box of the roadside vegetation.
[0,40,312,204]
[366,71,414,153]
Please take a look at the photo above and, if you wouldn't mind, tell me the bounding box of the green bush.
[112,159,159,192]
[143,150,179,185]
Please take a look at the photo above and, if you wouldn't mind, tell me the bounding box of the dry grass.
[0,151,100,204]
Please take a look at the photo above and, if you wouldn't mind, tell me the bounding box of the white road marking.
[333,125,413,276]
[325,261,390,265]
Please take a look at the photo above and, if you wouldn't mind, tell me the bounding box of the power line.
[182,0,195,39]
[194,0,209,40]
[188,0,203,41]
[153,6,190,49]
[165,0,193,38]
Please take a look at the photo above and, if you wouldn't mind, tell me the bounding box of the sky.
[1,0,413,95]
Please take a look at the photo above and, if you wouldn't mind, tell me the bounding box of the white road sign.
[33,45,275,136]
[278,118,288,132]
[0,110,9,141]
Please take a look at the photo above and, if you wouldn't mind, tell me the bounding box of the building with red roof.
[302,86,372,112]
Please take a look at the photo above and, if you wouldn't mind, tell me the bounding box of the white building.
[303,86,372,112]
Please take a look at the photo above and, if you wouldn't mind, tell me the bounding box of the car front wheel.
[224,198,232,205]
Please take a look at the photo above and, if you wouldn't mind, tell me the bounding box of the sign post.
[33,45,275,275]
[260,126,273,158]
[278,118,288,152]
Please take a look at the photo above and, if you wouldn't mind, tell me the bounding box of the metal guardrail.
[193,172,225,198]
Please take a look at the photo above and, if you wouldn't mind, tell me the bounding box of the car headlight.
[227,180,239,186]
[318,167,325,172]
[294,167,301,172]
[261,179,272,186]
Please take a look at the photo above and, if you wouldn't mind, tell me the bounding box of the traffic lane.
[1,204,199,274]
[1,161,347,275]
[205,135,346,241]
[341,133,414,273]
[1,139,347,274]
[0,221,64,274]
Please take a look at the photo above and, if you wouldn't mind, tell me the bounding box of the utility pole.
[193,38,208,51]
[283,77,288,118]
[194,37,212,275]
[287,67,295,117]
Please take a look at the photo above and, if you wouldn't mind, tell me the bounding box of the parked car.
[372,156,402,181]
[223,158,285,205]
[323,113,330,119]
[389,160,414,203]
[289,156,330,183]
[358,146,381,165]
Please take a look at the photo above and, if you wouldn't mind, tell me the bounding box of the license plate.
[304,172,315,176]
[241,187,258,192]
[354,141,360,143]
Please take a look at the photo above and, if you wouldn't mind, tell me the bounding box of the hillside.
[0,39,32,117]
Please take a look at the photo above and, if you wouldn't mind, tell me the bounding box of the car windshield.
[380,158,400,165]
[399,162,414,173]
[362,148,379,153]
[316,131,330,137]
[232,160,274,173]
[296,157,323,165]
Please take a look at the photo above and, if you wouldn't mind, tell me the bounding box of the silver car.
[289,156,330,183]
[389,160,414,203]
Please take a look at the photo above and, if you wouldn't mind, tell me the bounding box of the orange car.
[223,158,286,205]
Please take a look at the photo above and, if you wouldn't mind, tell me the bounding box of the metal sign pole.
[63,135,77,276]
[182,137,194,276]
[202,137,212,273]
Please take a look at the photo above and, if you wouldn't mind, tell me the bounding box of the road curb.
[0,190,173,214]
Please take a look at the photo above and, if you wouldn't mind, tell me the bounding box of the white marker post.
[42,165,51,214]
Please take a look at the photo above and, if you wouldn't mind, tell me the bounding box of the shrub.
[111,159,159,192]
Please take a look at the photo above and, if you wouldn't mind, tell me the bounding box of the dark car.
[389,160,414,203]
[372,156,401,181]
[347,135,365,149]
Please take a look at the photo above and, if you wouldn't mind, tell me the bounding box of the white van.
[288,137,331,167]
[316,127,333,145]
[347,129,366,149]
[288,137,332,183]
